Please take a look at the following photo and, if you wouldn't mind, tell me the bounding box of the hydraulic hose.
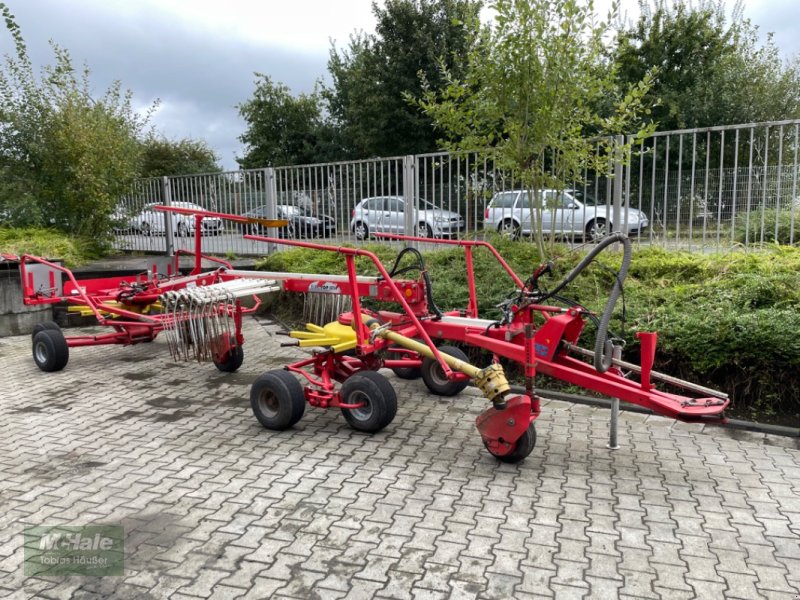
[540,233,632,373]
[386,247,443,319]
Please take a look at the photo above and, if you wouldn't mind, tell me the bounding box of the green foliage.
[415,0,656,257]
[324,0,483,158]
[139,136,220,177]
[0,227,105,266]
[733,208,800,246]
[236,75,325,168]
[0,3,151,238]
[258,242,800,422]
[615,0,800,130]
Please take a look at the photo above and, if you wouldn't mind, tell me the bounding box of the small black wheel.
[213,342,244,372]
[353,221,369,241]
[31,321,61,339]
[32,329,69,372]
[421,345,470,396]
[140,222,151,236]
[484,422,537,463]
[177,221,189,237]
[390,338,423,380]
[339,371,398,433]
[250,370,306,430]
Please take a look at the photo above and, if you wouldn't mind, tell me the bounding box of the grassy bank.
[258,239,800,427]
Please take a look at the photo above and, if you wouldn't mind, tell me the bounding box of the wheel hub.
[258,391,280,418]
[34,341,48,364]
[346,390,373,420]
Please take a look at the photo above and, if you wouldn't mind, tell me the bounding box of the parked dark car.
[241,205,336,239]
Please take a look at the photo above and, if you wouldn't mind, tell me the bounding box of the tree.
[416,0,655,256]
[139,136,220,178]
[236,75,324,168]
[0,3,151,238]
[324,0,483,158]
[615,0,800,131]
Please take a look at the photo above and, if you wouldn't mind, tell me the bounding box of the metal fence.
[113,119,800,256]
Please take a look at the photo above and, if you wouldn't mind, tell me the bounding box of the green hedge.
[258,240,800,424]
[734,208,800,245]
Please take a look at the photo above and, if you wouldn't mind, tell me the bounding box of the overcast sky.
[1,0,798,171]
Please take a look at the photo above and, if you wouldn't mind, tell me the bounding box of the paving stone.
[0,317,798,600]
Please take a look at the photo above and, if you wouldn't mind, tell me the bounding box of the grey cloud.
[0,0,331,169]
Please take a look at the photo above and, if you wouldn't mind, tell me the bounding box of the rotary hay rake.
[236,229,729,463]
[6,204,730,463]
[4,207,286,373]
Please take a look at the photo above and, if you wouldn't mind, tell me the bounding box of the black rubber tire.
[32,329,69,372]
[213,342,244,372]
[250,370,306,430]
[177,222,189,237]
[421,345,470,396]
[392,365,422,380]
[484,422,537,464]
[31,321,61,339]
[417,223,434,238]
[140,222,151,236]
[390,338,424,380]
[339,371,398,433]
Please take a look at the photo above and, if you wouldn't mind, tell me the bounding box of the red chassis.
[241,231,729,463]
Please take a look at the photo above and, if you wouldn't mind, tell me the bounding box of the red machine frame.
[241,230,729,462]
[4,207,287,372]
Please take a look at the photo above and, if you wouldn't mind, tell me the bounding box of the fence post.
[263,167,278,255]
[162,176,174,257]
[612,134,624,234]
[402,155,418,246]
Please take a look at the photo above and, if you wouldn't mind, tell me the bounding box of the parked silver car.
[483,189,648,241]
[350,196,465,240]
[130,202,224,236]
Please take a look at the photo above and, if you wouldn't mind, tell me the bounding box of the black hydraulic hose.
[387,247,443,320]
[540,233,632,373]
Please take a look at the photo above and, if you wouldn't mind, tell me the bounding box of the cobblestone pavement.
[1,317,799,599]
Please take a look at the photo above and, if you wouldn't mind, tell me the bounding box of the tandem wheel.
[250,370,306,430]
[339,371,397,433]
[390,337,424,380]
[421,345,470,396]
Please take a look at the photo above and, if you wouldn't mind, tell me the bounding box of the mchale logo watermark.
[24,526,124,576]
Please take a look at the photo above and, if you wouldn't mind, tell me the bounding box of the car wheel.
[586,218,608,242]
[177,222,189,237]
[498,219,520,240]
[417,223,434,238]
[140,222,151,236]
[354,222,369,241]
